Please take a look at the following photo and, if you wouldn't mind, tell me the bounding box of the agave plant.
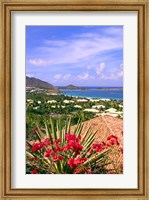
[26,117,121,174]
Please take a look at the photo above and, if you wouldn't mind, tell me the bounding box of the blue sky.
[26,26,123,87]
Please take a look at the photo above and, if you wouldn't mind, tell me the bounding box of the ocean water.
[60,87,123,100]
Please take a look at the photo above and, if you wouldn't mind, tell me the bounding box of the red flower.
[65,133,81,142]
[31,141,45,151]
[54,145,62,152]
[92,142,106,153]
[62,145,69,151]
[119,147,123,154]
[67,140,83,152]
[86,168,92,174]
[74,157,87,165]
[106,135,120,146]
[44,149,54,157]
[65,133,76,141]
[30,128,35,133]
[31,169,38,174]
[42,138,50,146]
[29,157,36,161]
[54,139,61,145]
[74,168,84,174]
[68,157,87,169]
[107,135,118,141]
[68,158,76,169]
[52,154,64,162]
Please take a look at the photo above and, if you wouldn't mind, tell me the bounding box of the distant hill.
[26,76,59,92]
[58,85,80,90]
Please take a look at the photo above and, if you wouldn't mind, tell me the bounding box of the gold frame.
[0,0,148,199]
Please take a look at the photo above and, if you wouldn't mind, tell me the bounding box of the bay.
[60,87,123,100]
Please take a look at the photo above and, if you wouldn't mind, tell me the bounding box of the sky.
[26,26,123,87]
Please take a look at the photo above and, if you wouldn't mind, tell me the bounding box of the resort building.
[63,100,74,104]
[83,108,99,113]
[27,99,33,104]
[74,105,82,108]
[105,108,123,117]
[89,99,100,102]
[77,99,88,102]
[92,105,105,109]
[47,100,57,104]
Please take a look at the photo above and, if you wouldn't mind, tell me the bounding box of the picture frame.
[0,0,148,199]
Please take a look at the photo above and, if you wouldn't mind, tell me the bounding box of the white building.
[92,105,105,109]
[47,100,57,104]
[77,99,88,102]
[100,98,110,101]
[105,108,117,113]
[74,105,82,108]
[83,108,99,113]
[89,99,100,102]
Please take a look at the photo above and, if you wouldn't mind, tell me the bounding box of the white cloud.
[77,72,93,80]
[100,63,123,80]
[63,74,71,80]
[96,63,105,75]
[35,30,123,66]
[29,58,52,66]
[53,74,71,82]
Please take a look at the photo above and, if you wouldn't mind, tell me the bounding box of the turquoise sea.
[60,87,123,100]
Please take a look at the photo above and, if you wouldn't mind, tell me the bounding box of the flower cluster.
[106,135,120,146]
[63,134,83,153]
[31,138,50,152]
[90,134,120,154]
[91,141,106,153]
[68,157,87,169]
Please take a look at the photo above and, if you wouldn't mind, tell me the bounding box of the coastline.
[61,94,122,101]
[60,88,123,101]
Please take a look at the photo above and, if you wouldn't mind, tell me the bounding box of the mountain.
[58,85,80,90]
[26,76,59,92]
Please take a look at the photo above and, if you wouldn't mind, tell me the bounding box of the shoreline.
[61,93,123,101]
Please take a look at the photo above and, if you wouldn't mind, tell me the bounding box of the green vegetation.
[26,92,123,136]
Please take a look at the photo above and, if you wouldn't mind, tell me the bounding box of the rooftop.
[71,115,123,172]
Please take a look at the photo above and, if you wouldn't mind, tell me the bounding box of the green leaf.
[50,117,57,140]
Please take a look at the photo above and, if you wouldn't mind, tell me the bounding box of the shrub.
[26,118,121,174]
